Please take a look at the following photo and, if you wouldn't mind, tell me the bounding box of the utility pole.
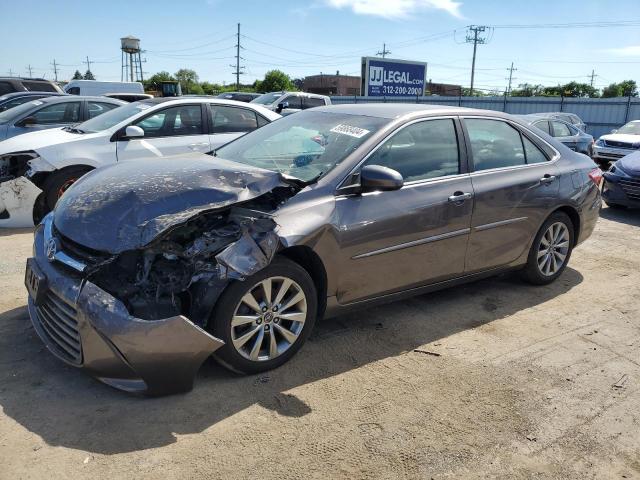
[506,62,517,95]
[26,64,33,77]
[376,43,391,58]
[465,25,489,95]
[51,59,59,82]
[589,69,597,87]
[7,69,14,77]
[230,23,245,90]
[83,56,92,74]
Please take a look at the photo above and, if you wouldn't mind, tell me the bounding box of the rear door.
[335,117,474,303]
[551,120,578,151]
[208,104,260,149]
[116,103,211,160]
[462,117,560,273]
[85,100,120,121]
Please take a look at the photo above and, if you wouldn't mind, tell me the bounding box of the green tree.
[72,70,83,80]
[189,83,205,95]
[511,83,545,97]
[144,71,175,91]
[83,70,95,80]
[545,82,598,98]
[175,68,199,94]
[200,81,221,95]
[258,70,294,93]
[602,80,638,98]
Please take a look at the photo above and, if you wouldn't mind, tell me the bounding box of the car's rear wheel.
[42,166,92,212]
[209,257,317,374]
[521,212,574,285]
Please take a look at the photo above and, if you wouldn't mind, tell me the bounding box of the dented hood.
[53,153,286,253]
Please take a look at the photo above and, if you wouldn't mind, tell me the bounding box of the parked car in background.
[0,98,280,227]
[217,92,261,103]
[251,91,331,115]
[24,104,601,395]
[0,91,66,112]
[103,93,154,102]
[532,112,587,132]
[64,80,144,97]
[517,114,594,156]
[0,95,125,141]
[592,120,640,167]
[0,77,63,95]
[602,150,640,208]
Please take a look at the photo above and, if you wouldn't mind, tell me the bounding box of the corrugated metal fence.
[329,95,640,139]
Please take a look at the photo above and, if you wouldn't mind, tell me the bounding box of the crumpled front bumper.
[0,176,41,228]
[26,225,225,396]
[602,172,640,208]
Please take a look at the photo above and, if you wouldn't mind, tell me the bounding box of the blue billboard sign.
[362,57,428,97]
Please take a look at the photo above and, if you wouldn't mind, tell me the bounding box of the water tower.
[121,36,144,82]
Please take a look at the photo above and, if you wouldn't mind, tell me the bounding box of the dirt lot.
[0,207,638,479]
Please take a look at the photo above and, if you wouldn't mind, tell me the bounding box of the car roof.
[27,95,125,105]
[312,103,494,119]
[0,92,66,101]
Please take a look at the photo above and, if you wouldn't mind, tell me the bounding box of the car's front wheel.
[521,211,574,285]
[209,257,317,374]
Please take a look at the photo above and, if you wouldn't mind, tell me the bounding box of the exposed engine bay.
[85,186,297,324]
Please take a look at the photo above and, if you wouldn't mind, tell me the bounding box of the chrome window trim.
[336,115,463,192]
[460,115,561,177]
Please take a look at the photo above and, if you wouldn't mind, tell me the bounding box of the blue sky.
[2,0,640,92]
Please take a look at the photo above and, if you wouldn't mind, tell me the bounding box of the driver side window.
[363,119,460,183]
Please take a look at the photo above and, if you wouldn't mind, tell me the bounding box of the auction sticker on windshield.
[330,124,370,138]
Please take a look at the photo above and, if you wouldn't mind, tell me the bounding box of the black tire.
[41,167,92,212]
[209,256,318,374]
[521,211,575,286]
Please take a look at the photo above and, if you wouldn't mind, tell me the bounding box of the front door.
[335,117,474,304]
[462,117,560,273]
[116,104,210,161]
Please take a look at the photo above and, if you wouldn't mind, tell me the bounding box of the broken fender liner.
[0,176,41,228]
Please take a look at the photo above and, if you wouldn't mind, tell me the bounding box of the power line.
[465,25,491,94]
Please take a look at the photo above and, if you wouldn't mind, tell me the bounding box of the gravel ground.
[0,207,638,479]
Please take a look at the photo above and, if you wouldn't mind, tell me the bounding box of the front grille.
[619,178,640,201]
[56,230,110,267]
[34,290,82,364]
[600,152,625,159]
[604,140,638,149]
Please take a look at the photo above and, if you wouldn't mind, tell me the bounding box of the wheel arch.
[278,245,328,319]
[551,205,581,247]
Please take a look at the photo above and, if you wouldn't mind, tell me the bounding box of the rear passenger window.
[283,95,302,109]
[465,119,525,171]
[551,121,572,137]
[303,97,325,108]
[533,120,550,135]
[211,106,258,133]
[522,136,548,164]
[257,115,269,128]
[364,119,459,182]
[87,101,119,119]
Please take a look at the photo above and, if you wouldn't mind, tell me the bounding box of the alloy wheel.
[230,276,307,362]
[537,222,570,276]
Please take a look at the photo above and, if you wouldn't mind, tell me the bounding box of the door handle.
[448,191,473,203]
[540,174,556,184]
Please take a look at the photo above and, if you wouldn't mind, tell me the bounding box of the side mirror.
[125,125,144,138]
[18,116,37,127]
[611,128,618,134]
[360,165,403,192]
[276,101,289,113]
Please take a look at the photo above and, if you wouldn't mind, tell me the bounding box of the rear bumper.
[602,173,640,208]
[26,225,225,396]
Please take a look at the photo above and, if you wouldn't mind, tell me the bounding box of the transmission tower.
[230,23,245,90]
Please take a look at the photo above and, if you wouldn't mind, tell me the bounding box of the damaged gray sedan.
[25,105,601,395]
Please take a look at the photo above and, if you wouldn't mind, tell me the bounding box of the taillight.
[588,167,603,186]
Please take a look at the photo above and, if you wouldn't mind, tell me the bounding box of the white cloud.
[601,45,640,57]
[324,0,463,19]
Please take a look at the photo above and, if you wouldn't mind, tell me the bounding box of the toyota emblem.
[46,237,58,261]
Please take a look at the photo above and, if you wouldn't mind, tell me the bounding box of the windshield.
[0,99,43,124]
[77,101,155,133]
[617,122,640,136]
[251,92,285,105]
[215,111,388,182]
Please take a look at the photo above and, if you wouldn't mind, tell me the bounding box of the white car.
[0,98,280,227]
[592,120,640,167]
